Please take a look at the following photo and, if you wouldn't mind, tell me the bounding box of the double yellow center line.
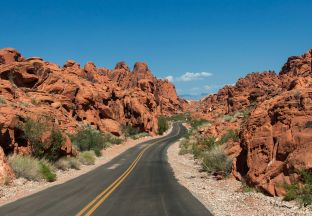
[76,124,180,216]
[76,143,153,216]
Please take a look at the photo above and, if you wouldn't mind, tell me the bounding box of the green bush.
[55,157,81,170]
[220,129,240,144]
[179,139,192,155]
[70,126,107,156]
[47,128,64,161]
[189,119,209,129]
[8,155,56,182]
[68,157,81,170]
[20,118,64,161]
[131,132,149,140]
[20,118,46,158]
[9,155,42,181]
[121,124,141,138]
[158,115,169,135]
[55,158,71,170]
[284,170,312,206]
[104,134,123,144]
[201,146,232,176]
[197,136,217,151]
[223,114,235,122]
[40,162,56,182]
[78,151,96,165]
[305,121,312,128]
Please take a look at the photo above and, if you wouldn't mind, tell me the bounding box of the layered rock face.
[0,48,184,184]
[106,61,187,114]
[196,49,312,196]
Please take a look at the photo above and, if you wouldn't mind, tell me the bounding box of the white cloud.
[177,72,213,82]
[164,75,174,82]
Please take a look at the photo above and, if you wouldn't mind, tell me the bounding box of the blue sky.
[1,0,311,99]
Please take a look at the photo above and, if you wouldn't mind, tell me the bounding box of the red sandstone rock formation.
[0,48,184,183]
[195,49,312,196]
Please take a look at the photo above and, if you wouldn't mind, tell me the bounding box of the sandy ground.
[167,140,312,216]
[0,127,172,207]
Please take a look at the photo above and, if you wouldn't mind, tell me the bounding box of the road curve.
[0,123,212,216]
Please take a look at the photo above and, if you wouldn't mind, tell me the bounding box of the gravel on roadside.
[167,140,312,216]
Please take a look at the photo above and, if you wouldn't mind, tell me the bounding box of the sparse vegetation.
[201,146,232,177]
[189,119,209,129]
[220,129,240,144]
[70,125,107,156]
[0,96,6,104]
[47,128,65,161]
[284,170,312,206]
[9,155,42,181]
[8,155,56,182]
[121,124,141,138]
[169,113,191,122]
[179,122,232,178]
[158,115,169,135]
[55,157,81,170]
[305,121,312,128]
[78,151,96,165]
[223,114,235,122]
[241,185,258,193]
[40,162,56,182]
[131,132,149,140]
[20,117,65,161]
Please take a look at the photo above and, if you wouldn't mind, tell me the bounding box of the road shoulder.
[0,127,173,206]
[167,140,312,216]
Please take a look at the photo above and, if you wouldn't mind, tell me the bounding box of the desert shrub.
[78,151,96,165]
[284,184,300,201]
[68,157,81,170]
[220,129,240,144]
[46,128,64,161]
[0,96,6,104]
[9,155,56,182]
[55,157,81,170]
[70,126,106,156]
[170,113,191,122]
[197,136,217,151]
[20,118,46,158]
[201,146,232,177]
[20,118,64,161]
[108,135,123,144]
[55,158,71,170]
[189,119,209,129]
[9,155,42,181]
[179,139,192,155]
[121,124,141,138]
[284,170,312,206]
[131,132,149,140]
[305,121,312,128]
[223,114,235,122]
[39,162,56,182]
[158,115,169,135]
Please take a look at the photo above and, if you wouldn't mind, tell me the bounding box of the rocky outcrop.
[0,48,185,184]
[195,49,312,196]
[107,61,187,114]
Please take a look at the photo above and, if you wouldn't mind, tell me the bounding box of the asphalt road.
[0,122,212,216]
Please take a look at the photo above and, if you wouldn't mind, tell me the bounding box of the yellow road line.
[76,125,180,216]
[84,147,149,216]
[75,147,147,216]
